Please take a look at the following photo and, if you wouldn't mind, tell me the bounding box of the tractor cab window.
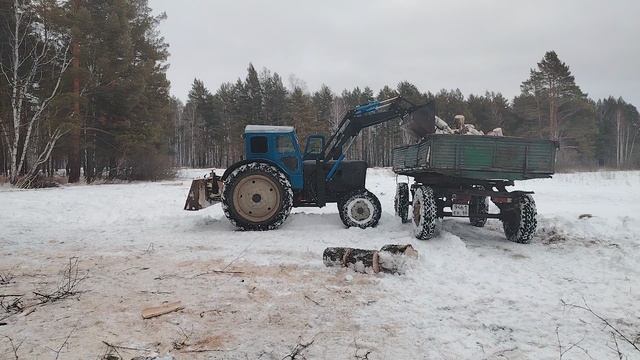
[276,135,295,153]
[304,135,325,160]
[250,136,268,153]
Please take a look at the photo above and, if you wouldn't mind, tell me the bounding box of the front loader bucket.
[184,171,223,211]
[404,102,437,139]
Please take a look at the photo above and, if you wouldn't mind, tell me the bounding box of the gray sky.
[150,0,640,106]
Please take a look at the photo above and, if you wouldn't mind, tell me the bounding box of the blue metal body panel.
[243,129,304,190]
[325,153,345,182]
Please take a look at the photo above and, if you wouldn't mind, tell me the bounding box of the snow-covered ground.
[1,169,639,359]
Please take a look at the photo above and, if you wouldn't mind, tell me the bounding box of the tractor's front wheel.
[339,189,381,229]
[222,163,293,231]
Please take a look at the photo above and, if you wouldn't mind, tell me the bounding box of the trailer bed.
[392,134,557,181]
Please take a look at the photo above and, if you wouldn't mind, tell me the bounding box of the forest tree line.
[1,0,639,187]
[0,0,173,186]
[174,52,639,171]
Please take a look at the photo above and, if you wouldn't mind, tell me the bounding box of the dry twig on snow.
[33,257,87,304]
[47,324,78,360]
[282,336,315,360]
[2,335,22,360]
[555,326,590,359]
[353,338,372,360]
[0,296,24,315]
[561,298,640,354]
[0,272,14,286]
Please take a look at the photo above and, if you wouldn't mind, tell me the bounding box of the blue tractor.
[184,96,433,231]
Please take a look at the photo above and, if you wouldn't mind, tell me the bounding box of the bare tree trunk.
[2,0,71,184]
[68,0,81,182]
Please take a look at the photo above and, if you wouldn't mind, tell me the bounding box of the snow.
[244,124,295,133]
[1,169,639,359]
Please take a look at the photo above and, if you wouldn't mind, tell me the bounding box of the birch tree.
[0,0,71,185]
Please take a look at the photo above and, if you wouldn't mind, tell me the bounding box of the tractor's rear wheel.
[394,182,410,223]
[412,185,437,240]
[339,189,381,229]
[222,163,293,231]
[501,194,537,244]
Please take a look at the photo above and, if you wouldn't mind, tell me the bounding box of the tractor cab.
[243,125,325,190]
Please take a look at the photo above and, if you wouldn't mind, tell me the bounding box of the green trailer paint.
[391,134,558,244]
[392,134,557,181]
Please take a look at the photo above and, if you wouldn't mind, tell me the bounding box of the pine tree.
[515,51,597,166]
[244,63,263,124]
[311,84,333,136]
[260,69,288,125]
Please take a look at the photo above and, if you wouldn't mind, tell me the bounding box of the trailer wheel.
[412,186,437,240]
[502,194,537,244]
[394,182,410,223]
[339,189,381,229]
[469,195,489,227]
[222,163,293,231]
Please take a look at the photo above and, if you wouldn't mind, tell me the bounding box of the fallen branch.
[2,335,22,360]
[49,324,78,360]
[561,299,640,353]
[181,348,235,353]
[282,336,315,360]
[34,258,87,305]
[0,297,24,314]
[610,332,624,360]
[190,269,244,278]
[0,272,14,286]
[556,326,586,359]
[303,294,321,306]
[101,340,151,352]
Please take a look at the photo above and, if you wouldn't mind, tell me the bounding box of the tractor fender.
[221,159,289,182]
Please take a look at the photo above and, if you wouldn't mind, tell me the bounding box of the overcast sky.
[150,0,640,106]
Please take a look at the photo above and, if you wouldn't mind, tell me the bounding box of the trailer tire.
[394,182,410,223]
[412,186,437,240]
[469,195,489,227]
[502,194,537,244]
[339,189,381,229]
[222,162,293,231]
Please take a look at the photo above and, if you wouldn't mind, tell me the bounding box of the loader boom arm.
[322,97,423,161]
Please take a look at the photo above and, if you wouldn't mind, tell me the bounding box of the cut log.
[379,244,418,258]
[378,244,418,274]
[344,248,380,274]
[323,247,350,267]
[323,244,418,275]
[141,301,184,319]
[323,247,379,274]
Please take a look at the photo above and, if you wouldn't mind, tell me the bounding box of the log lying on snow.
[323,244,417,274]
[379,244,418,257]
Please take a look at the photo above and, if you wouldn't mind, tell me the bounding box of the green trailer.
[391,134,558,243]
